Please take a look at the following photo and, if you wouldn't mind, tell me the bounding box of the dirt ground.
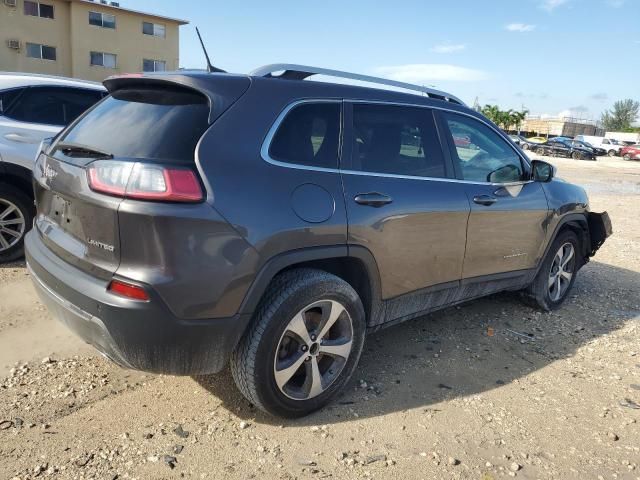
[1,155,639,480]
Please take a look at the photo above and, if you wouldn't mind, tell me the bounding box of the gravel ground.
[0,155,639,480]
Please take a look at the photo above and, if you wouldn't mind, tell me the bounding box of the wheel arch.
[537,214,590,276]
[237,245,384,328]
[0,163,34,202]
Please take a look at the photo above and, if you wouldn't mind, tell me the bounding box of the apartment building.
[0,0,188,82]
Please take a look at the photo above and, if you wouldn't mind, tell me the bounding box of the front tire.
[608,149,616,157]
[623,153,631,160]
[524,230,580,311]
[0,183,33,263]
[231,269,366,418]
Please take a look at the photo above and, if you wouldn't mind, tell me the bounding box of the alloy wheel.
[0,198,26,252]
[273,300,353,400]
[548,242,575,302]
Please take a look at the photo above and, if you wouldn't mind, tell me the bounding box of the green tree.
[600,99,640,131]
[480,105,528,132]
[481,105,501,125]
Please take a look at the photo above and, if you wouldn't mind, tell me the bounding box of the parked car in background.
[549,136,573,142]
[620,144,640,160]
[25,64,611,417]
[569,140,607,157]
[527,136,548,144]
[604,132,640,145]
[575,135,622,157]
[453,134,471,147]
[509,134,537,151]
[534,139,596,160]
[0,73,105,262]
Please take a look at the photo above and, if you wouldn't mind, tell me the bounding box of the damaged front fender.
[587,211,612,257]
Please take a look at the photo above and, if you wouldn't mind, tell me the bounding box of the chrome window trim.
[349,99,532,170]
[260,99,533,187]
[260,98,343,173]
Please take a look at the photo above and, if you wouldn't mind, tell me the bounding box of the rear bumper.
[25,231,252,375]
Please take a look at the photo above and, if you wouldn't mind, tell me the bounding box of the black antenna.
[196,27,226,73]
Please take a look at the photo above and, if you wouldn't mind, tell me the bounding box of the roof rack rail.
[250,64,466,106]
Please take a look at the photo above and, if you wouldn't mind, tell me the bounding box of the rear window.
[0,88,25,114]
[57,87,210,163]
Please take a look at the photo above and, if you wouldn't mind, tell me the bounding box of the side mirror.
[487,164,521,183]
[531,159,555,182]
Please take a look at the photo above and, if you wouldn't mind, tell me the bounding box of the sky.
[127,0,639,120]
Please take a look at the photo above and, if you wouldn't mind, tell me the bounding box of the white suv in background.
[0,73,105,262]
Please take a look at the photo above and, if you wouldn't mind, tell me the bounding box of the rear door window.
[268,102,340,169]
[56,87,210,163]
[5,87,104,126]
[0,88,25,114]
[351,103,448,178]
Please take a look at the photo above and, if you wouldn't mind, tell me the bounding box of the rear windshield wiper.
[56,142,114,159]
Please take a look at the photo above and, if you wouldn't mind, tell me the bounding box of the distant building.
[520,115,604,138]
[0,0,188,82]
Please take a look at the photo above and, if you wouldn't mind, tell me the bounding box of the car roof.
[0,72,105,91]
[105,70,479,120]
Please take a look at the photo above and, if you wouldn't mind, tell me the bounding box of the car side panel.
[0,114,61,170]
[538,178,590,260]
[462,181,551,278]
[195,80,348,282]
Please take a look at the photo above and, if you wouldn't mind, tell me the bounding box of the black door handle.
[354,192,393,207]
[473,195,497,206]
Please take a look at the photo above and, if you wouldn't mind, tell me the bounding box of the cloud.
[541,0,569,11]
[375,64,489,83]
[506,23,536,32]
[558,106,590,118]
[430,44,466,54]
[589,92,608,101]
[515,92,549,100]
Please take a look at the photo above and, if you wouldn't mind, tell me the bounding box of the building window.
[24,1,55,19]
[142,59,166,72]
[142,21,165,37]
[26,43,56,61]
[89,11,116,29]
[90,51,117,68]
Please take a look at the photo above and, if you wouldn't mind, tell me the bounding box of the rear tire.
[571,151,581,160]
[536,147,546,155]
[231,268,366,418]
[0,183,33,264]
[608,149,616,157]
[623,153,631,160]
[523,230,580,311]
[521,143,529,150]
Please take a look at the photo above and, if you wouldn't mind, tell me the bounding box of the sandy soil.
[0,155,638,480]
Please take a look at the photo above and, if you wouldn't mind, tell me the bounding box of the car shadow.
[0,259,26,269]
[191,260,638,425]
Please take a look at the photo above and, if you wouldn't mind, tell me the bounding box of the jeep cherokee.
[25,65,611,417]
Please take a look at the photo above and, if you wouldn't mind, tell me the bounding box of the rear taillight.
[87,160,203,202]
[107,279,150,301]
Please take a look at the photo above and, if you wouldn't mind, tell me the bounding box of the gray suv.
[25,65,611,417]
